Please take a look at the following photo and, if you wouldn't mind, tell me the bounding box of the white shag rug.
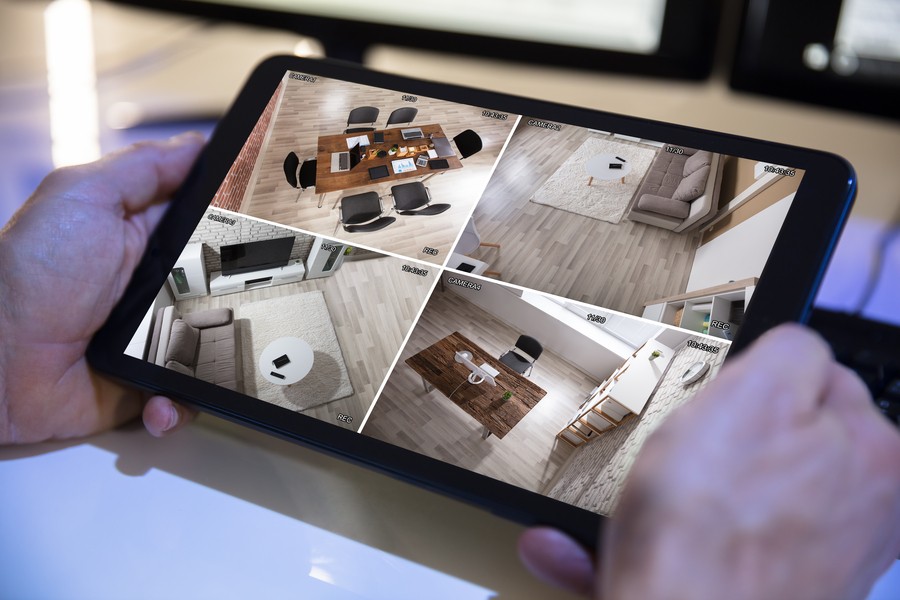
[238,292,353,411]
[530,138,658,223]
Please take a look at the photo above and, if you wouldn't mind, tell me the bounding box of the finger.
[693,324,835,427]
[517,527,595,597]
[142,395,197,437]
[37,131,205,214]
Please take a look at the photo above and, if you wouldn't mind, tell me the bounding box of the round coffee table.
[585,154,631,185]
[259,336,314,385]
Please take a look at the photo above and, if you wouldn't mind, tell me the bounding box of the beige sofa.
[147,305,242,392]
[627,146,723,232]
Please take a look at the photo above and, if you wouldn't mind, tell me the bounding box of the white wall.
[686,194,794,292]
[446,278,636,379]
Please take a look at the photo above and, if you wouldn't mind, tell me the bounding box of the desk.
[315,124,463,194]
[405,331,547,439]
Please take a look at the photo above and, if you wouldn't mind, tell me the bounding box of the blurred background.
[1,1,898,598]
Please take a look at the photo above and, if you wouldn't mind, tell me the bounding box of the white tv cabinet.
[209,260,306,297]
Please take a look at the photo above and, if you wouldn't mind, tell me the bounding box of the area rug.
[530,137,658,223]
[238,292,353,411]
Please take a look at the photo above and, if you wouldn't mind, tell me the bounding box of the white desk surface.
[1,3,899,597]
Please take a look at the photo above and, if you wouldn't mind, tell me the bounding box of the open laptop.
[330,142,363,173]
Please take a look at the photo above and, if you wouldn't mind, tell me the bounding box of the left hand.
[0,133,204,444]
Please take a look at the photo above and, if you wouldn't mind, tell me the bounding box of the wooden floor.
[361,286,602,493]
[465,123,700,317]
[175,256,436,431]
[229,75,517,265]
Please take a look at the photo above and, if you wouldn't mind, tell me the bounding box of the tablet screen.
[124,69,807,518]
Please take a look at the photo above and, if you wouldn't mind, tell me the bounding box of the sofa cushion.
[683,150,712,176]
[672,165,710,202]
[165,319,199,365]
[165,359,195,377]
[637,194,691,219]
[183,307,233,329]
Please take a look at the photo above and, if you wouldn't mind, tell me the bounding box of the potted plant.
[649,350,662,361]
[501,391,513,402]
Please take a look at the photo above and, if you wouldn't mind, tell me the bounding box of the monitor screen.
[111,0,721,78]
[731,0,900,119]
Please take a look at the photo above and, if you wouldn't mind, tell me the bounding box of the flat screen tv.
[220,236,295,276]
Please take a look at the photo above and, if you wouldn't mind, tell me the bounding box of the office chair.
[346,106,380,133]
[390,182,450,216]
[499,335,543,376]
[453,129,483,159]
[337,191,396,233]
[386,107,418,127]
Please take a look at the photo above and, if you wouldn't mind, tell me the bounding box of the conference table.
[315,123,463,194]
[405,331,547,439]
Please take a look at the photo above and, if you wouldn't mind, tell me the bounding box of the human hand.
[0,134,205,444]
[518,324,900,599]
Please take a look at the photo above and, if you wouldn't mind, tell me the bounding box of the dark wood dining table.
[405,331,547,439]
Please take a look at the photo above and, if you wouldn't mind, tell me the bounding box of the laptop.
[401,127,424,140]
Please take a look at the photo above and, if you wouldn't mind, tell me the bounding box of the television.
[220,236,295,276]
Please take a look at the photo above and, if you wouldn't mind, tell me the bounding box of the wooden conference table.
[406,331,547,439]
[315,123,463,194]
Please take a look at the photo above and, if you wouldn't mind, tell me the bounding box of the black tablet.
[88,56,855,548]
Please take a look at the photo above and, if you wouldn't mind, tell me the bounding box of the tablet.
[88,56,855,547]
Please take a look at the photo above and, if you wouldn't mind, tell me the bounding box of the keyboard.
[810,308,900,426]
[330,151,350,172]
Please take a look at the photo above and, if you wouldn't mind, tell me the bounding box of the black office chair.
[386,107,418,127]
[338,191,396,233]
[453,129,483,159]
[499,335,543,376]
[390,182,450,216]
[345,106,379,133]
[284,152,320,204]
[283,152,301,200]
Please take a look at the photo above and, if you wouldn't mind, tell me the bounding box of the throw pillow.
[672,165,710,202]
[683,151,712,176]
[165,318,199,365]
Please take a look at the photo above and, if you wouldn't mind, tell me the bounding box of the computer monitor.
[731,0,900,119]
[110,0,722,79]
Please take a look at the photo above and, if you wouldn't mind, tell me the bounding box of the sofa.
[147,305,242,392]
[627,146,723,232]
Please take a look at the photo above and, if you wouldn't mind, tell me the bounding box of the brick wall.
[546,337,729,515]
[210,82,282,212]
[191,208,314,274]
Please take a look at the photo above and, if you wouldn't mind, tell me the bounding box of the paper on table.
[346,135,370,148]
[427,149,438,159]
[391,158,417,174]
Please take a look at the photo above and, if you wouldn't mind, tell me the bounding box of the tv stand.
[209,260,305,297]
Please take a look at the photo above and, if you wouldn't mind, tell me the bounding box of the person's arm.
[0,134,203,444]
[520,325,900,599]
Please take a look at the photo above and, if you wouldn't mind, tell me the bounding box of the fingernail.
[168,131,205,145]
[165,403,179,432]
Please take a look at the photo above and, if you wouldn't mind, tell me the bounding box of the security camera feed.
[124,68,810,515]
[125,207,437,431]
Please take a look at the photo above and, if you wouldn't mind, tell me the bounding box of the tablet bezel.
[87,56,855,548]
